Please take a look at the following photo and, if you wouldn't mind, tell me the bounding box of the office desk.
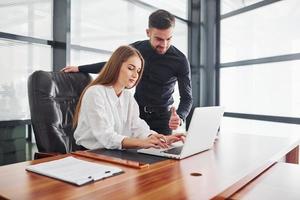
[0,134,298,200]
[230,162,300,199]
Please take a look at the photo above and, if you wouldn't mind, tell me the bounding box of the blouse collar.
[105,86,124,107]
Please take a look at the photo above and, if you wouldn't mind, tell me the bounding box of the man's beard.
[155,46,167,54]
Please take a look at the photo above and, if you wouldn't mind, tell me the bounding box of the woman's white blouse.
[74,85,151,149]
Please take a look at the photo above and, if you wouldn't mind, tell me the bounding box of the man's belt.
[143,106,171,114]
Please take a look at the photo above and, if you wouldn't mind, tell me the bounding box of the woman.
[73,45,183,150]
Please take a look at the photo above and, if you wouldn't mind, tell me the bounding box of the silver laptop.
[137,106,224,159]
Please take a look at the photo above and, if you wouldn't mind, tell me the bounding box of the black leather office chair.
[28,70,92,155]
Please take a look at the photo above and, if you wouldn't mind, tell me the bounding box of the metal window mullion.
[219,53,300,68]
[0,32,52,46]
[53,0,70,71]
[224,112,300,125]
[123,0,190,23]
[221,0,282,19]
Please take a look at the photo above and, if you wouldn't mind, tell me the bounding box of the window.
[221,0,300,63]
[71,0,151,51]
[70,0,189,111]
[0,0,53,39]
[70,49,111,66]
[220,60,300,117]
[219,0,300,138]
[221,0,263,14]
[139,0,188,19]
[221,117,300,138]
[0,0,53,121]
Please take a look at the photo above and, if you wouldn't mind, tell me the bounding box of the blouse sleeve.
[128,94,152,139]
[83,88,126,149]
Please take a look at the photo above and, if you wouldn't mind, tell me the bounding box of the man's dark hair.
[148,9,175,29]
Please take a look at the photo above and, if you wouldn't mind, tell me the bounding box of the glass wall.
[0,0,53,39]
[220,117,300,138]
[221,0,263,14]
[0,0,190,165]
[0,39,51,120]
[71,0,150,52]
[0,0,53,165]
[70,0,189,109]
[220,60,300,117]
[70,0,188,60]
[139,0,188,19]
[219,0,300,137]
[0,0,53,121]
[0,0,189,123]
[221,0,300,63]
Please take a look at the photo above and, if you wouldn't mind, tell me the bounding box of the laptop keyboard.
[163,146,183,155]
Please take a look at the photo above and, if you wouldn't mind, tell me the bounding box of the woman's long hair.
[73,45,144,128]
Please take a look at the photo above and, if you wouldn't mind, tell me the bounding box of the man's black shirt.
[78,40,192,121]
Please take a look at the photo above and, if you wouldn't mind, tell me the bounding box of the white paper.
[26,156,123,186]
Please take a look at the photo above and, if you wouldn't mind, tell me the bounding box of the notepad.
[26,156,124,186]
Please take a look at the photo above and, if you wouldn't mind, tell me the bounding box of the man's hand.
[169,106,181,130]
[61,66,79,73]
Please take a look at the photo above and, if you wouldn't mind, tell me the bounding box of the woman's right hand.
[121,135,169,149]
[140,134,169,149]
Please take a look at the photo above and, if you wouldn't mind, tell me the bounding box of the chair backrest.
[28,70,92,153]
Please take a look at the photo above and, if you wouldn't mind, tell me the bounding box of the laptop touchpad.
[163,146,183,155]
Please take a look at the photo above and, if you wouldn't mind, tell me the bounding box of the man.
[63,9,193,135]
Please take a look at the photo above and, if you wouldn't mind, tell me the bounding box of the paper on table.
[26,156,124,186]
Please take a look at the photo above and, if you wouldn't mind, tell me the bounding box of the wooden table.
[0,134,298,200]
[230,162,300,199]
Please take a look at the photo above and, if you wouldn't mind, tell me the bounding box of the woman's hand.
[165,133,186,144]
[141,134,169,149]
[121,134,169,149]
